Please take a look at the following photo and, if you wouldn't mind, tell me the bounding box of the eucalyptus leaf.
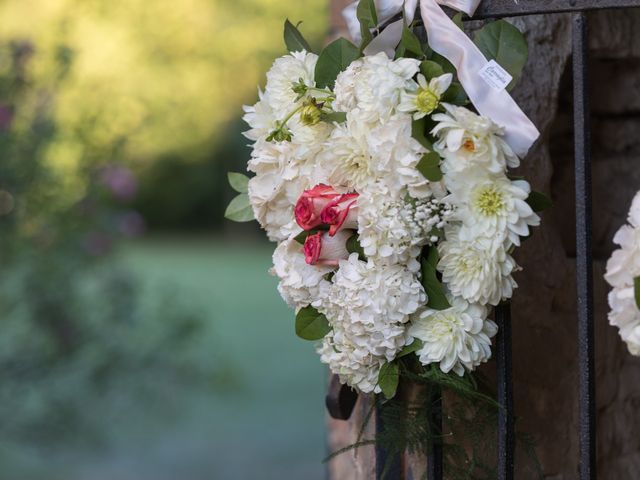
[398,25,424,59]
[315,38,360,89]
[398,339,424,358]
[416,152,443,182]
[421,248,451,310]
[526,191,553,212]
[295,306,331,341]
[420,60,445,80]
[224,194,254,222]
[412,118,432,149]
[473,20,528,91]
[227,172,249,193]
[635,277,640,310]
[378,362,400,400]
[284,19,312,53]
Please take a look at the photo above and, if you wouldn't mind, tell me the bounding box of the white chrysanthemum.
[271,238,333,310]
[432,103,519,174]
[605,192,640,356]
[409,297,497,376]
[398,73,453,120]
[320,112,430,198]
[265,51,318,113]
[445,168,540,248]
[333,52,420,123]
[242,90,277,142]
[316,254,427,393]
[357,187,452,271]
[438,227,518,306]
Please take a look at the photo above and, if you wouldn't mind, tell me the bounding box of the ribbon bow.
[343,0,540,158]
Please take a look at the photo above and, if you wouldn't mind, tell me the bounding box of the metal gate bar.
[472,0,640,19]
[495,303,514,480]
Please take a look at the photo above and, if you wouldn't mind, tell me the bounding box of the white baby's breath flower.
[316,253,426,393]
[409,297,497,376]
[265,51,318,113]
[357,187,452,271]
[438,227,518,306]
[333,52,420,124]
[320,112,430,198]
[445,168,540,248]
[432,103,519,174]
[398,73,453,120]
[271,237,333,310]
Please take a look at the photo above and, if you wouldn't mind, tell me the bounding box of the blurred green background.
[0,1,330,478]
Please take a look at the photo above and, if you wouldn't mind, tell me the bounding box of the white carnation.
[604,192,640,356]
[438,227,518,306]
[357,187,452,271]
[242,90,277,142]
[271,238,333,310]
[445,168,540,248]
[316,254,426,393]
[409,297,497,376]
[320,112,430,198]
[333,52,420,124]
[265,51,318,113]
[432,103,519,174]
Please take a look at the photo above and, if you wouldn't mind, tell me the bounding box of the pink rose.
[295,184,341,231]
[303,230,352,266]
[321,193,358,236]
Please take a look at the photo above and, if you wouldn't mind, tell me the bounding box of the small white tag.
[478,60,513,92]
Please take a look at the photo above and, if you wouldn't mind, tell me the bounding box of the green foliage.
[442,82,469,105]
[420,60,445,80]
[526,191,553,212]
[635,277,640,310]
[420,248,451,311]
[228,172,249,194]
[397,339,424,358]
[417,152,443,182]
[396,25,424,59]
[295,306,331,340]
[378,362,400,399]
[412,118,433,150]
[224,193,254,222]
[284,19,313,53]
[356,0,378,50]
[321,111,348,124]
[315,38,361,89]
[474,20,529,91]
[347,234,367,261]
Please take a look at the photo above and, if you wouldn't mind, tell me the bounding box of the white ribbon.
[343,0,540,158]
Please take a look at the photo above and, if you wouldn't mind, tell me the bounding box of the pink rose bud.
[303,230,352,266]
[321,193,359,236]
[294,184,341,231]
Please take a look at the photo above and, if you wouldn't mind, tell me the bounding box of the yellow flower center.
[475,186,505,216]
[416,88,439,114]
[299,104,321,126]
[463,139,476,152]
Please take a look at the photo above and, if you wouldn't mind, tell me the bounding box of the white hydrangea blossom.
[320,112,430,198]
[357,186,452,272]
[333,52,420,123]
[316,254,426,392]
[444,168,540,248]
[605,192,640,356]
[438,227,518,306]
[409,297,497,376]
[271,238,334,310]
[432,103,519,174]
[242,90,277,142]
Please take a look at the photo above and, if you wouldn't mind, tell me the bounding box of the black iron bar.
[573,12,597,480]
[376,400,403,480]
[426,386,443,480]
[471,0,640,19]
[495,303,515,480]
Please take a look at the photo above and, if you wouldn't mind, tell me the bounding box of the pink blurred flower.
[100,166,138,201]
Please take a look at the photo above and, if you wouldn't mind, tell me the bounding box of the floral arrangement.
[605,192,640,356]
[225,0,549,471]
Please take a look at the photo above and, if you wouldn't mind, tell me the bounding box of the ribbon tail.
[421,0,540,157]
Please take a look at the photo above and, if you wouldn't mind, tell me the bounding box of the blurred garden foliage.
[0,0,327,457]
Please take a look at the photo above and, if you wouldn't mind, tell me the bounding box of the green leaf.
[321,111,347,124]
[473,20,528,91]
[420,60,445,80]
[429,52,456,75]
[441,82,468,105]
[634,277,640,310]
[294,227,327,245]
[378,362,400,399]
[526,191,553,212]
[347,234,367,261]
[284,19,312,53]
[295,306,331,341]
[224,194,254,222]
[421,248,451,311]
[416,152,443,182]
[315,38,360,89]
[227,172,249,193]
[399,25,424,58]
[398,339,424,358]
[452,12,464,31]
[412,118,432,150]
[357,0,378,50]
